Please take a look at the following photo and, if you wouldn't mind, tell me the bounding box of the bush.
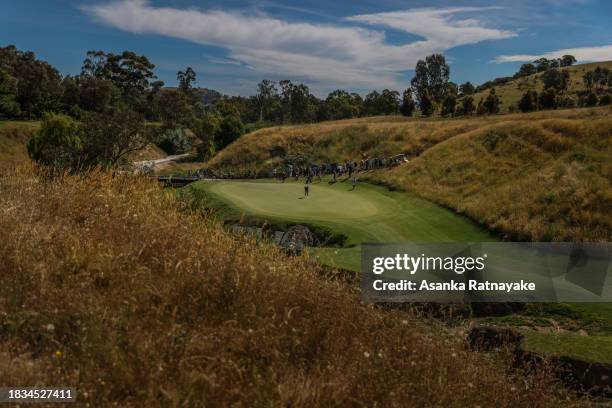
[27,113,82,172]
[157,128,192,155]
[215,115,245,150]
[518,90,538,112]
[599,93,611,106]
[582,92,599,107]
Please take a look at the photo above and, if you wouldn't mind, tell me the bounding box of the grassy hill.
[468,61,612,111]
[0,164,574,406]
[207,106,612,242]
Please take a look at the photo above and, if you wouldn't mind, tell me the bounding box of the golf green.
[193,179,496,270]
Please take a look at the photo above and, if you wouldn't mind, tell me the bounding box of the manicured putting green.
[208,181,379,219]
[195,179,496,270]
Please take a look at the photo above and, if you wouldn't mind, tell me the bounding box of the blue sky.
[1,0,611,96]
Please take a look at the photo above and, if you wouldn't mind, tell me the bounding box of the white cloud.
[494,44,612,63]
[83,0,516,91]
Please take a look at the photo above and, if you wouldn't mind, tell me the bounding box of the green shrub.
[157,128,192,155]
[27,113,82,172]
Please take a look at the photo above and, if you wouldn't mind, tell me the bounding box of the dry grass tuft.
[0,165,583,406]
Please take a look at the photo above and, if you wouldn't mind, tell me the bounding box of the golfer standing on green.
[304,183,309,197]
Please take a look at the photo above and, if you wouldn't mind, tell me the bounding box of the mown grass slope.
[207,107,612,242]
[0,165,577,406]
[468,61,612,112]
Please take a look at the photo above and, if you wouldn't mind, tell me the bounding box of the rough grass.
[370,115,612,242]
[0,164,582,406]
[0,121,39,166]
[208,106,612,242]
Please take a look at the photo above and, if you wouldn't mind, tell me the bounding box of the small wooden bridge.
[154,176,202,188]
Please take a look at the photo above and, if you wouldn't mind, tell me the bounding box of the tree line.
[1,44,608,173]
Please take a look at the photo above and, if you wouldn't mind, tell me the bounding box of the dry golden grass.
[0,121,39,165]
[369,115,612,242]
[208,106,611,242]
[0,164,583,406]
[468,61,612,111]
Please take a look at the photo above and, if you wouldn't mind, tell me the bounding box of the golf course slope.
[207,106,612,242]
[193,179,495,270]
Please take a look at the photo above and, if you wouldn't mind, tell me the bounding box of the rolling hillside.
[207,106,612,242]
[468,61,612,111]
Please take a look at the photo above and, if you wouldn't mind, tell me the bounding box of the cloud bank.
[83,0,516,89]
[495,44,612,63]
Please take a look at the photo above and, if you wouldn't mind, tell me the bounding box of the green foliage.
[538,88,558,109]
[411,54,450,113]
[215,114,244,150]
[0,67,20,117]
[157,128,192,155]
[482,88,501,114]
[0,45,63,118]
[27,113,82,171]
[541,68,569,92]
[364,89,400,115]
[325,90,363,120]
[441,94,456,117]
[399,89,415,116]
[458,96,475,116]
[459,81,475,96]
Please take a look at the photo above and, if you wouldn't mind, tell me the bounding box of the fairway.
[194,179,496,270]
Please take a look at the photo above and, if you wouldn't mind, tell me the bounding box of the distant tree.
[411,54,450,112]
[193,112,220,160]
[0,67,21,117]
[476,99,487,115]
[515,63,536,78]
[538,88,558,109]
[81,50,157,112]
[459,81,475,96]
[541,68,570,92]
[534,58,553,73]
[599,93,612,106]
[593,67,610,91]
[560,55,577,67]
[483,88,500,114]
[215,115,244,150]
[459,96,475,115]
[583,71,595,90]
[255,80,278,122]
[400,89,415,116]
[518,90,538,112]
[158,90,194,129]
[583,92,599,107]
[326,90,362,120]
[80,109,150,168]
[0,45,63,118]
[419,92,435,116]
[177,67,197,96]
[441,94,456,117]
[61,75,119,114]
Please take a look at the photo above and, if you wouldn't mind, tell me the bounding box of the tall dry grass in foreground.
[0,165,582,406]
